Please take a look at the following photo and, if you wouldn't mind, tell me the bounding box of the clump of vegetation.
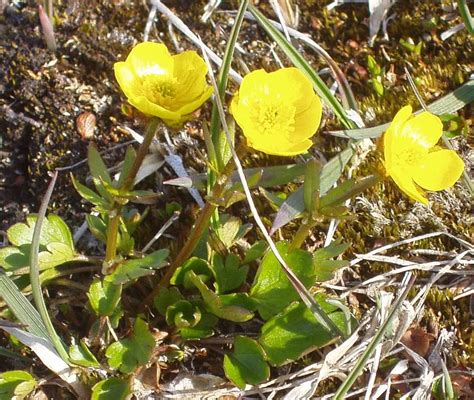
[0,1,472,399]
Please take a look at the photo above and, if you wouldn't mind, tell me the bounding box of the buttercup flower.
[114,42,213,127]
[230,68,322,156]
[383,105,464,204]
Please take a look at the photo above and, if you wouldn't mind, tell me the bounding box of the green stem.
[104,210,121,264]
[141,152,240,308]
[289,218,317,250]
[104,119,161,268]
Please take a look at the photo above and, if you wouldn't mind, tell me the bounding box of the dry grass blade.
[333,273,416,399]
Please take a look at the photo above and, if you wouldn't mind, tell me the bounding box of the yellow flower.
[383,105,464,204]
[114,42,213,126]
[230,68,322,156]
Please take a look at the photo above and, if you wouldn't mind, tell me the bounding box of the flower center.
[394,146,425,168]
[143,75,177,107]
[251,100,295,136]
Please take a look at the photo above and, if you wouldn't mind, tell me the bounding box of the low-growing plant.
[0,1,468,398]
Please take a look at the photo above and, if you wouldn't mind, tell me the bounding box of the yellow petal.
[292,95,322,140]
[390,170,428,204]
[412,149,465,191]
[175,86,214,117]
[231,68,322,157]
[383,105,413,171]
[172,51,212,108]
[128,95,180,121]
[400,111,443,149]
[237,69,269,103]
[268,68,315,110]
[283,139,314,155]
[246,134,312,156]
[114,61,142,100]
[126,42,173,78]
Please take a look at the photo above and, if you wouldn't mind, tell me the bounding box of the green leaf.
[259,301,347,366]
[69,339,100,368]
[117,146,137,187]
[223,336,270,389]
[249,4,354,129]
[319,175,380,210]
[0,215,76,272]
[314,259,348,282]
[367,55,380,75]
[216,216,242,248]
[0,247,29,272]
[0,370,36,400]
[86,214,107,243]
[220,293,258,312]
[188,271,254,322]
[179,312,218,340]
[170,257,213,289]
[211,253,248,294]
[71,174,109,209]
[165,300,201,329]
[313,240,350,282]
[88,144,113,199]
[217,118,235,169]
[191,163,306,191]
[106,318,155,374]
[91,377,131,400]
[243,241,268,264]
[8,214,73,248]
[271,147,354,233]
[314,239,349,261]
[154,287,184,316]
[87,278,122,317]
[250,242,317,320]
[303,159,322,214]
[372,78,384,96]
[107,249,169,284]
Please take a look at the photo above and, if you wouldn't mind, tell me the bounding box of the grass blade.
[249,4,355,129]
[458,0,474,35]
[210,0,249,172]
[29,171,70,362]
[333,274,416,399]
[0,273,49,340]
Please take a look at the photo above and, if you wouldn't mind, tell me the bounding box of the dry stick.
[198,40,344,338]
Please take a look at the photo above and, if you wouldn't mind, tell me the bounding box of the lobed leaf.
[105,318,155,374]
[223,336,270,389]
[91,377,131,400]
[259,300,348,366]
[107,249,169,284]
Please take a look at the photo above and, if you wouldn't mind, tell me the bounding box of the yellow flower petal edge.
[383,106,465,204]
[230,68,322,156]
[114,42,213,127]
